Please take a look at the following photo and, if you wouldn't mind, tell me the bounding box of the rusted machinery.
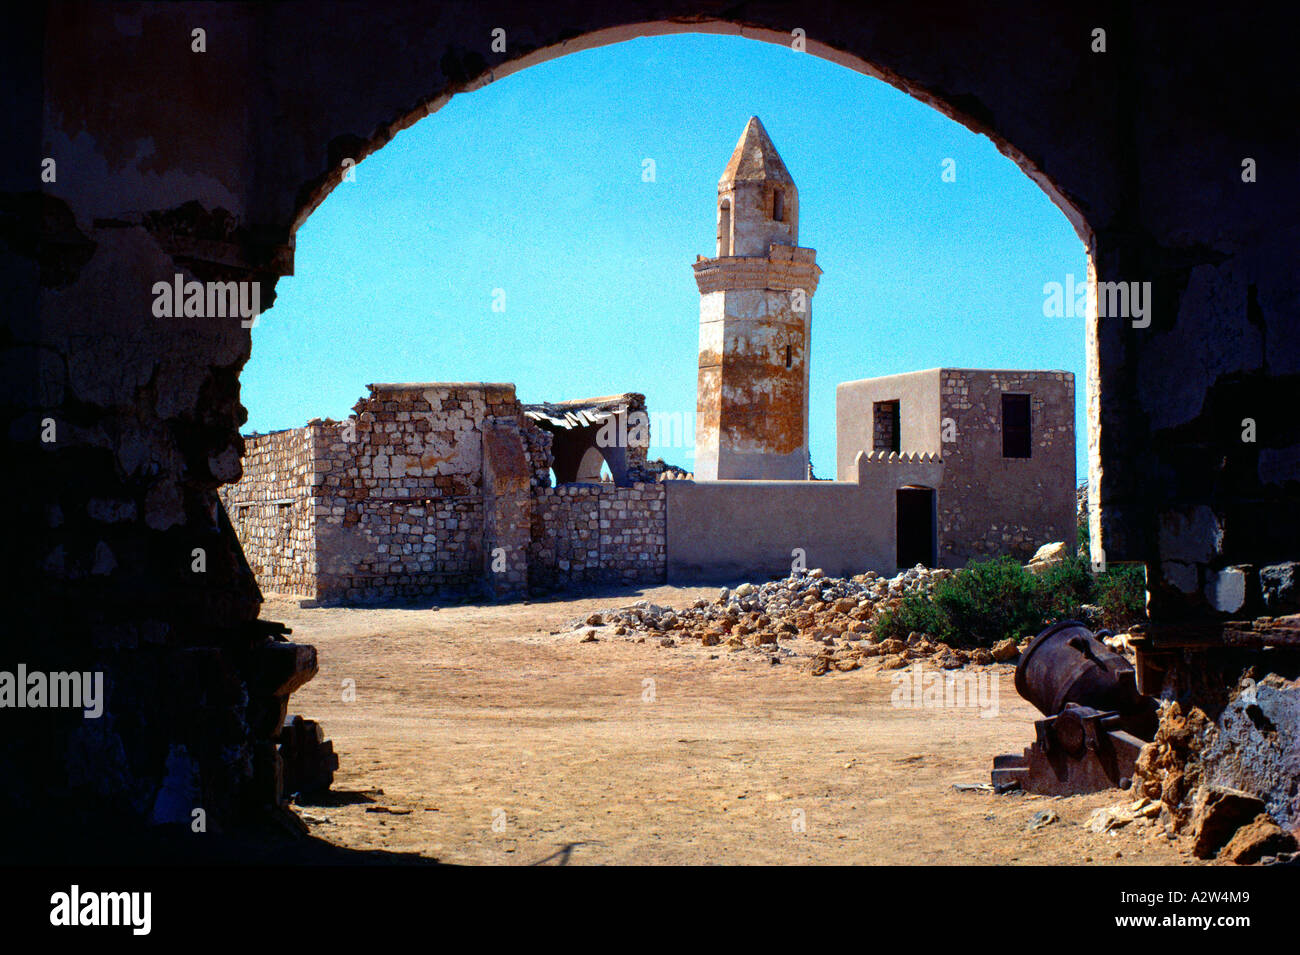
[992,620,1158,795]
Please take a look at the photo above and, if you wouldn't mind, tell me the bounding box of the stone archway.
[12,2,1296,843]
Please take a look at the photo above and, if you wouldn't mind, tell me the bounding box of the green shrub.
[874,592,953,644]
[1096,564,1147,630]
[871,554,1148,648]
[1036,555,1095,621]
[930,556,1048,647]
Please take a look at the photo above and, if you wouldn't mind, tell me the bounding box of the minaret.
[693,117,821,480]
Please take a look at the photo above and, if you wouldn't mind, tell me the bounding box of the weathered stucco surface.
[667,452,943,581]
[694,118,818,480]
[6,1,1296,836]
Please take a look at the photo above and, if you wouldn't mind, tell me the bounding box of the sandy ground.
[268,584,1206,866]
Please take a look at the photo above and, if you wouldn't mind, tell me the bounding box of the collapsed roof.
[522,393,647,431]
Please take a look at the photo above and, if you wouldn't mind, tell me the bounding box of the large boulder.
[1190,785,1266,859]
[1219,813,1299,865]
[1200,674,1300,831]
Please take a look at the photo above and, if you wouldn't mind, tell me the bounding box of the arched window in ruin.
[773,188,785,222]
[717,199,731,256]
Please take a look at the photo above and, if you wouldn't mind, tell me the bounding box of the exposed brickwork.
[939,370,1075,564]
[529,483,667,588]
[221,383,668,602]
[219,427,318,596]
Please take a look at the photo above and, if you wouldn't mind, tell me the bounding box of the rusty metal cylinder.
[1015,620,1145,718]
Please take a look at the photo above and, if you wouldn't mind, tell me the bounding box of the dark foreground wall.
[3,1,1296,837]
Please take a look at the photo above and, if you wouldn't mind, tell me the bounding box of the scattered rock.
[990,638,1019,662]
[1027,809,1059,831]
[554,565,973,672]
[1085,805,1133,833]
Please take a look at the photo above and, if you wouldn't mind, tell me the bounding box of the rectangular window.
[873,400,900,453]
[1002,393,1032,458]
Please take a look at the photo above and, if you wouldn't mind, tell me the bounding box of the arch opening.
[277,23,1101,563]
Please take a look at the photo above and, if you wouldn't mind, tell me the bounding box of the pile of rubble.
[564,566,1023,673]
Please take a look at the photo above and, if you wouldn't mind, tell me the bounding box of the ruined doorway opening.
[897,486,937,569]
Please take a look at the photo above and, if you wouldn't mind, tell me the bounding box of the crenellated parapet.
[854,449,944,486]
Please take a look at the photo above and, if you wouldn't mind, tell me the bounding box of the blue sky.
[244,33,1089,478]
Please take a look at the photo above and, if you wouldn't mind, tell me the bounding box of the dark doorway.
[896,486,936,568]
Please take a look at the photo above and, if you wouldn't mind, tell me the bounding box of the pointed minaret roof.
[719,117,794,185]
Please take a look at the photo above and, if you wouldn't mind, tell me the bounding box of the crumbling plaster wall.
[694,247,818,480]
[9,1,1296,834]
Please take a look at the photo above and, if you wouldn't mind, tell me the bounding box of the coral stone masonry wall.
[530,483,667,588]
[218,428,316,596]
[310,383,518,603]
[219,382,666,603]
[938,370,1075,565]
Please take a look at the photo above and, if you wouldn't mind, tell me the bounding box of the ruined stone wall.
[220,381,659,602]
[938,370,1075,566]
[218,428,317,597]
[529,483,667,588]
[482,416,533,599]
[310,383,520,603]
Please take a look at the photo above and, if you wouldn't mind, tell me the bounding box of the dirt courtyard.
[270,585,1205,866]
